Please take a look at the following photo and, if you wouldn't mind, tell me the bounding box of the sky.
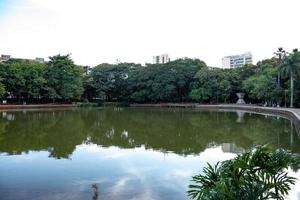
[0,0,299,67]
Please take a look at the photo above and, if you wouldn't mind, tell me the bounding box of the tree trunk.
[290,70,294,108]
[277,71,280,88]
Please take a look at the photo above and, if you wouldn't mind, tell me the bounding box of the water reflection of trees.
[91,184,99,200]
[0,108,299,159]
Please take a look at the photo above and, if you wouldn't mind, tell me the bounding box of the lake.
[0,108,299,200]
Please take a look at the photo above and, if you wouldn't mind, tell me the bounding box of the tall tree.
[90,63,140,101]
[274,47,287,88]
[243,60,279,105]
[280,49,300,108]
[0,59,46,100]
[0,81,5,98]
[190,67,232,103]
[44,54,83,101]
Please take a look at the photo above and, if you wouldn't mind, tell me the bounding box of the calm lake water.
[0,108,299,200]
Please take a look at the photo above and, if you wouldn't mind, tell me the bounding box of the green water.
[0,108,299,200]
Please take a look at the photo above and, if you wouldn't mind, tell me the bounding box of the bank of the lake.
[130,103,300,133]
[0,104,75,111]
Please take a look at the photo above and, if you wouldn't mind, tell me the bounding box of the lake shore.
[130,103,300,133]
[0,104,75,111]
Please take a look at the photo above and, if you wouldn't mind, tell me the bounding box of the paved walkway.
[290,108,300,119]
[200,104,300,121]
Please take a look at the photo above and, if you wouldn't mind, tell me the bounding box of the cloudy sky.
[0,0,299,67]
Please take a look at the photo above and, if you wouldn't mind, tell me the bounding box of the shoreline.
[130,103,300,133]
[0,104,75,111]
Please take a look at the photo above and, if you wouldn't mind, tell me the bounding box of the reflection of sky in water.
[0,145,300,200]
[0,144,237,200]
[1,144,299,200]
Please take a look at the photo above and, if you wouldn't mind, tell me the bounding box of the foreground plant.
[188,146,299,200]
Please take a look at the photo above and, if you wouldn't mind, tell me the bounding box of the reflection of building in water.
[221,143,245,154]
[2,112,15,121]
[121,130,128,138]
[207,142,219,148]
[236,111,246,123]
[114,107,123,111]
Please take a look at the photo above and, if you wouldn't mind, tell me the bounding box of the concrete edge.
[0,104,75,111]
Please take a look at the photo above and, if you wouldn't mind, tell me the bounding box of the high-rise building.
[222,52,253,69]
[35,57,45,63]
[153,54,170,64]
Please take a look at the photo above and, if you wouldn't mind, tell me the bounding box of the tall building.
[222,52,253,69]
[153,54,170,64]
[35,57,45,63]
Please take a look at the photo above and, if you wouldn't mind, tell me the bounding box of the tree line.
[0,48,299,107]
[0,55,82,103]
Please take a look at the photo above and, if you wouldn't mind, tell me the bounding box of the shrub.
[188,146,299,200]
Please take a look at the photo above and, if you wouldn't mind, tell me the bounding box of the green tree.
[90,63,140,101]
[243,67,278,104]
[0,81,5,98]
[44,54,83,101]
[82,74,96,101]
[274,47,287,89]
[280,49,300,108]
[188,146,298,200]
[128,58,205,103]
[0,59,46,100]
[190,67,231,103]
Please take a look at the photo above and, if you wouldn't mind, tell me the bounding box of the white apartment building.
[153,54,170,64]
[222,52,253,69]
[35,57,45,63]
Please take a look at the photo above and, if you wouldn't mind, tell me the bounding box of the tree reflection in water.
[0,108,299,159]
[92,184,99,200]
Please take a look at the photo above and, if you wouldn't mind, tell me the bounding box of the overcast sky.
[0,0,299,67]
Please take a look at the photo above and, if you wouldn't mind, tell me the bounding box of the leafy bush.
[188,146,299,200]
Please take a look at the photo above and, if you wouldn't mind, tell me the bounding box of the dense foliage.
[188,146,299,200]
[0,55,83,103]
[0,48,299,106]
[44,55,83,101]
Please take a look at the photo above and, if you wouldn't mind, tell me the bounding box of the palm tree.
[274,47,287,89]
[280,49,300,108]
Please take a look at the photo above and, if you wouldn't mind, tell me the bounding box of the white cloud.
[0,0,300,66]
